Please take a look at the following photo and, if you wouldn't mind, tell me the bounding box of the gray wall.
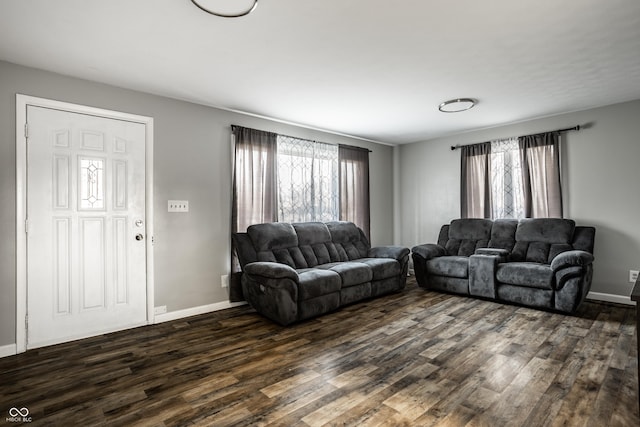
[0,60,395,347]
[399,99,640,298]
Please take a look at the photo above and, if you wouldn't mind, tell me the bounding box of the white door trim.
[15,94,155,354]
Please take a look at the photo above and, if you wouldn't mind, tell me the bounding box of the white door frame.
[15,94,155,354]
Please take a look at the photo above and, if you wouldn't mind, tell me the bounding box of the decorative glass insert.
[79,158,105,210]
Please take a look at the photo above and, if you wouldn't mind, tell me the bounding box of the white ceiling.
[2,0,640,145]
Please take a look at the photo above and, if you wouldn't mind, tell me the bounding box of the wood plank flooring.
[1,277,638,426]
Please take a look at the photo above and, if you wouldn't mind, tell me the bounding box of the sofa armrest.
[550,250,594,272]
[469,254,499,298]
[244,262,299,282]
[368,246,410,261]
[411,244,446,261]
[475,248,509,258]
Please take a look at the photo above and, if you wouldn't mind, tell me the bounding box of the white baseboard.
[154,300,248,323]
[587,291,634,306]
[0,344,17,358]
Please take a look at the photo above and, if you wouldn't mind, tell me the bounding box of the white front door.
[26,105,148,349]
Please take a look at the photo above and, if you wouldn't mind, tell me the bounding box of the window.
[460,132,562,219]
[277,136,339,223]
[489,138,525,219]
[231,125,370,235]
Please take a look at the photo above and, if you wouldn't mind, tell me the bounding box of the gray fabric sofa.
[412,218,595,313]
[233,221,410,325]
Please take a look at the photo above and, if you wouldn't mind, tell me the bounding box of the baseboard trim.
[0,344,17,358]
[587,291,634,306]
[154,300,248,323]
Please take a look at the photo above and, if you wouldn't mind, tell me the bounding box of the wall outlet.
[168,200,189,212]
[630,270,639,283]
[221,274,229,288]
[154,305,167,315]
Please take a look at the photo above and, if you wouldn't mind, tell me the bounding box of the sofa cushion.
[297,269,342,300]
[426,256,469,278]
[248,222,298,251]
[445,219,493,256]
[248,222,305,268]
[511,218,575,264]
[488,219,518,251]
[515,218,575,243]
[293,222,331,246]
[293,222,334,267]
[326,221,370,261]
[355,258,401,280]
[269,247,307,268]
[316,262,372,287]
[496,262,554,290]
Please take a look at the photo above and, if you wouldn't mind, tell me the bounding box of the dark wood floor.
[1,277,638,426]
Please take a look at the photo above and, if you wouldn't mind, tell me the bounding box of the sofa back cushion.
[488,219,518,251]
[292,222,339,267]
[510,218,575,264]
[242,221,370,269]
[327,221,370,261]
[444,219,493,256]
[247,222,307,268]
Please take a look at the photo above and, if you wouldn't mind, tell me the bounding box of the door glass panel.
[79,158,105,210]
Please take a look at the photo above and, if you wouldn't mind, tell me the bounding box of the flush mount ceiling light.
[438,98,477,113]
[190,0,258,18]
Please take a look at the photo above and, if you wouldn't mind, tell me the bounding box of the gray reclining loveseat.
[234,221,410,325]
[411,218,595,313]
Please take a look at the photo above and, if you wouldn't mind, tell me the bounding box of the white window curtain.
[490,138,525,219]
[276,135,339,223]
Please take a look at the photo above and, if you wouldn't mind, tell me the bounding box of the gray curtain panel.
[519,132,563,218]
[339,144,371,240]
[230,125,277,301]
[460,142,491,218]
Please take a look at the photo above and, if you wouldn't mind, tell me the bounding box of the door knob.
[135,234,144,241]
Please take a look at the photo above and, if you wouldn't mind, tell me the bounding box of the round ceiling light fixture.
[438,98,477,113]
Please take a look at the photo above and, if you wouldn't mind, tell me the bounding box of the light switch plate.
[168,200,189,212]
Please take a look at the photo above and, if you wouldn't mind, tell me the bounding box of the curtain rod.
[232,124,372,152]
[450,125,581,151]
